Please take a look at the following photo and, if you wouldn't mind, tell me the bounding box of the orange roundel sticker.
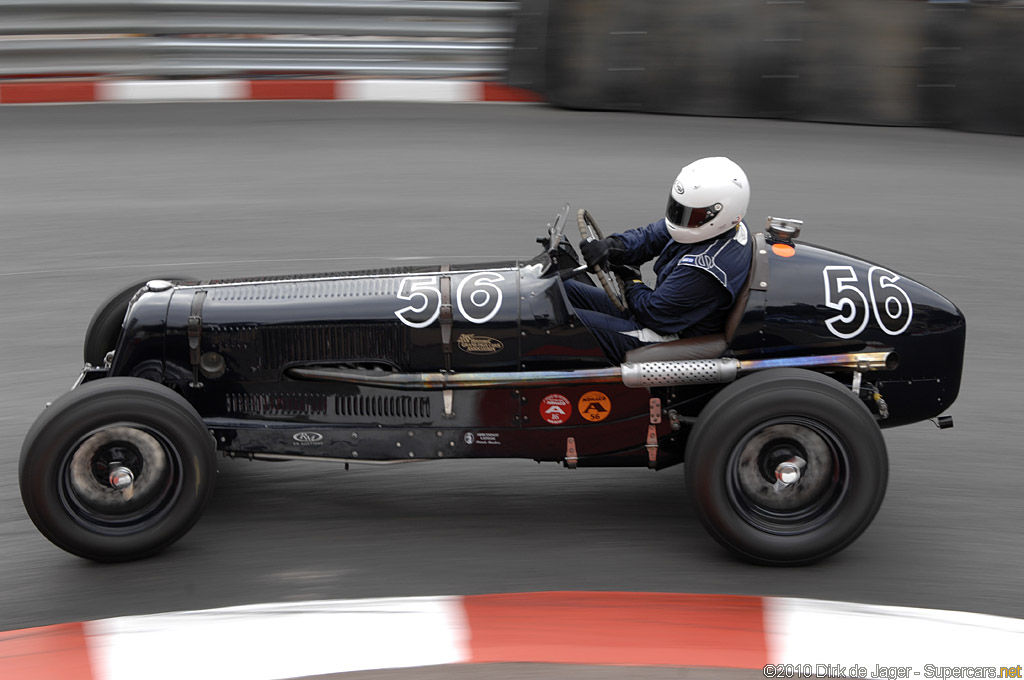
[578,391,612,422]
[540,394,572,425]
[772,243,796,258]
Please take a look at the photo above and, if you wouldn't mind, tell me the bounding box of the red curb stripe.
[248,79,336,100]
[481,83,543,102]
[0,82,96,104]
[0,622,94,680]
[462,591,768,668]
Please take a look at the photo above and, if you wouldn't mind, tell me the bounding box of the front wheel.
[19,378,216,561]
[685,368,888,566]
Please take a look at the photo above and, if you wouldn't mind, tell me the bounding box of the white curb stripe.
[84,596,470,680]
[343,79,482,102]
[766,597,1024,667]
[97,80,246,102]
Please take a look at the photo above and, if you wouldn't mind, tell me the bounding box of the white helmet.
[664,157,750,244]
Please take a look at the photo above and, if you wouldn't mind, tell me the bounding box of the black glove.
[610,264,643,290]
[579,236,625,272]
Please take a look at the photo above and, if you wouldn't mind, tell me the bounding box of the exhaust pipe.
[288,351,897,389]
[288,365,623,389]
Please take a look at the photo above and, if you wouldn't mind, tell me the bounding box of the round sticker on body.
[539,394,572,425]
[578,391,611,422]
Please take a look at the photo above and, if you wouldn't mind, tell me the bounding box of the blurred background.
[2,0,1024,133]
[1,0,1022,651]
[0,0,517,84]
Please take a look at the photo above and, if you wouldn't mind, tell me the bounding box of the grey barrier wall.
[0,0,518,79]
[508,0,1024,135]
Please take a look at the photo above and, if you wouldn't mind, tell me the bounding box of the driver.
[565,156,752,363]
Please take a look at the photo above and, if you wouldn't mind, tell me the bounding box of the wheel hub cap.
[68,426,168,513]
[736,424,835,512]
[775,459,803,486]
[108,466,134,490]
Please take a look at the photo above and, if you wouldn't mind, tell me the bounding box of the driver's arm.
[610,219,673,265]
[624,265,730,336]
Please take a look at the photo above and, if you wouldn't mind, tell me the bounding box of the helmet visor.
[666,197,722,229]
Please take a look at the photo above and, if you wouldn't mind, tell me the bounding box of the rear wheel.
[19,378,215,561]
[685,368,887,566]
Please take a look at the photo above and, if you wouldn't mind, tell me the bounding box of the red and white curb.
[1,592,1022,680]
[0,79,542,105]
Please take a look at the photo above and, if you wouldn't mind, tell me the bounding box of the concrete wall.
[509,0,1024,135]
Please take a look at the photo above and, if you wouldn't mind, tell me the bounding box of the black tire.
[84,278,185,366]
[685,368,888,566]
[19,378,216,561]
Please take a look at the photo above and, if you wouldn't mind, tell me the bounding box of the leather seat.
[622,232,765,363]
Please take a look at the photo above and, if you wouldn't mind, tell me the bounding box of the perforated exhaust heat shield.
[620,359,740,387]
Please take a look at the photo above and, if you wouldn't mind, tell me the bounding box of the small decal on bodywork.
[578,391,611,422]
[772,243,795,257]
[292,432,324,447]
[540,394,572,425]
[457,334,504,354]
[464,432,501,446]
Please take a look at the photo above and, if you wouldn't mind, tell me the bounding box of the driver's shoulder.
[612,218,670,250]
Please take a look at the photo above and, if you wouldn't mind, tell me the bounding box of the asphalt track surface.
[0,102,1021,637]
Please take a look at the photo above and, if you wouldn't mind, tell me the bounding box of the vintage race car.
[19,206,965,565]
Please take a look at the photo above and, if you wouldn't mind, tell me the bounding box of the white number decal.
[823,266,869,339]
[394,276,442,328]
[867,266,913,336]
[394,271,507,328]
[456,272,504,324]
[822,265,913,339]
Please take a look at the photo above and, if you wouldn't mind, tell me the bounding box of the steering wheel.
[577,209,628,312]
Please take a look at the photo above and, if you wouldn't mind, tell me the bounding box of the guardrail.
[0,0,518,79]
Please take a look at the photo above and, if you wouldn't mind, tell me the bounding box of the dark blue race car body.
[20,207,964,565]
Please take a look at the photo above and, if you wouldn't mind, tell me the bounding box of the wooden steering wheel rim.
[576,208,628,312]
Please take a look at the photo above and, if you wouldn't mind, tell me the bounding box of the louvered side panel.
[337,394,431,422]
[225,392,330,417]
[260,323,410,368]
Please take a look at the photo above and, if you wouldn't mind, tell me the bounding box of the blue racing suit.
[565,218,751,363]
